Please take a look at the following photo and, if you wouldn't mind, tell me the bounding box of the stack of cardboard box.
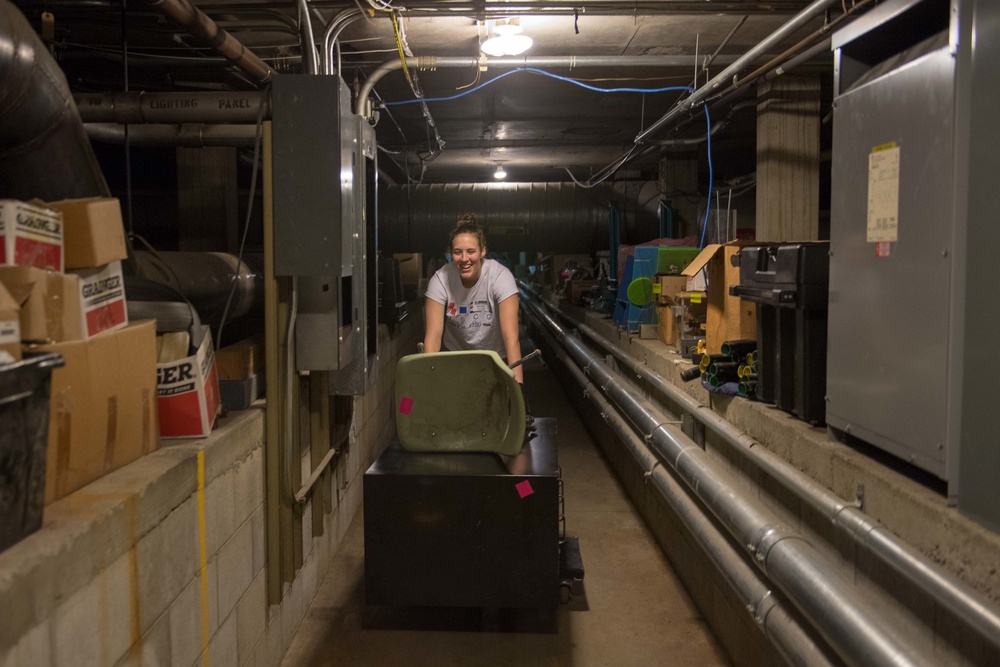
[0,197,158,505]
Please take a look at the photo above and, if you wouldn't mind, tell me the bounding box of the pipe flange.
[750,590,777,626]
[751,523,799,571]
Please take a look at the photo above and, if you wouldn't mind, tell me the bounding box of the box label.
[0,319,18,344]
[0,201,64,271]
[73,261,128,337]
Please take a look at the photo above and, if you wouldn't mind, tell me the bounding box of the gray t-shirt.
[425,258,519,357]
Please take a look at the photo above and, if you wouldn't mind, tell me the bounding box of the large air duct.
[0,0,110,201]
[379,182,625,253]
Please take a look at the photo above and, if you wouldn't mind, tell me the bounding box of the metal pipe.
[85,122,257,146]
[141,0,276,82]
[649,100,755,147]
[523,296,929,667]
[320,8,364,76]
[75,91,269,124]
[540,297,1000,656]
[542,334,837,667]
[634,0,840,145]
[0,0,110,200]
[354,55,750,117]
[297,0,319,76]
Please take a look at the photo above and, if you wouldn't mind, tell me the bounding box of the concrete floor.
[282,357,729,667]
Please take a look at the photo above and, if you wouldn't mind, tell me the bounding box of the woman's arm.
[423,298,445,353]
[498,294,523,383]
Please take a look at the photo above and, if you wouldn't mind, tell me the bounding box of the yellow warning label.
[872,141,898,153]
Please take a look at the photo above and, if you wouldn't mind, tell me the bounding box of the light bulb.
[481,34,533,57]
[494,164,507,179]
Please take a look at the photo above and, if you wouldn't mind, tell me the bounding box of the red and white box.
[157,326,221,438]
[0,200,63,272]
[71,260,128,338]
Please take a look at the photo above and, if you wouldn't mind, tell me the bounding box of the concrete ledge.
[571,304,1000,605]
[0,407,264,657]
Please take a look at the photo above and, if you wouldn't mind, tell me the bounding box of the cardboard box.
[657,305,677,346]
[0,262,127,342]
[0,282,21,362]
[35,320,159,505]
[0,200,63,272]
[654,275,688,306]
[43,198,128,270]
[215,336,263,381]
[157,326,220,438]
[682,243,756,354]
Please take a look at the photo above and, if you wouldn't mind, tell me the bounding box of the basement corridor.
[281,353,730,666]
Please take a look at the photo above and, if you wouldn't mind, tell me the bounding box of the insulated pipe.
[141,0,276,83]
[354,55,746,117]
[0,0,110,200]
[550,305,1000,655]
[522,296,930,667]
[75,91,269,124]
[85,123,257,147]
[525,313,837,667]
[133,251,262,323]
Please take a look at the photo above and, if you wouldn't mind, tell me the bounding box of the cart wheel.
[559,582,573,604]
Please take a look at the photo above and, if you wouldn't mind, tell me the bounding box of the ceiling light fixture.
[494,164,507,180]
[481,18,533,57]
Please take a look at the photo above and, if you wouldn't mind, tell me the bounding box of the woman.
[424,214,523,384]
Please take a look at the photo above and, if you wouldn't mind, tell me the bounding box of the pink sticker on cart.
[515,480,534,498]
[399,396,414,415]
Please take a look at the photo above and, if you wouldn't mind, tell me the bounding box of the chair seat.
[394,350,526,456]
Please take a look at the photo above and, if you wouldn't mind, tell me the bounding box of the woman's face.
[451,232,485,285]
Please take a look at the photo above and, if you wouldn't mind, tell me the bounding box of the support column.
[755,76,821,241]
[177,146,238,250]
[658,155,699,238]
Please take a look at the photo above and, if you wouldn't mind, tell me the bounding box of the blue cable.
[381,67,694,105]
[699,104,713,250]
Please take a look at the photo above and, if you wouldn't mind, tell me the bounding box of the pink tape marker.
[399,396,414,415]
[515,480,534,499]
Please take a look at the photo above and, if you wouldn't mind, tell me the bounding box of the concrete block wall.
[0,314,422,667]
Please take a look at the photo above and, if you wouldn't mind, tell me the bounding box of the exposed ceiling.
[13,1,841,185]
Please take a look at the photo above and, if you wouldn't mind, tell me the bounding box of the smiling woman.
[422,213,523,383]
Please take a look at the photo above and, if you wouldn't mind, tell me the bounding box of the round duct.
[379,182,617,254]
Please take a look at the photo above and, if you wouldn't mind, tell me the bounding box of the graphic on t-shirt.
[447,300,493,332]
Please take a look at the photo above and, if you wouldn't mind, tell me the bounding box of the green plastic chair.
[394,350,526,456]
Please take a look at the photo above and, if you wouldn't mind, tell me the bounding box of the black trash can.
[0,353,64,553]
[731,243,829,425]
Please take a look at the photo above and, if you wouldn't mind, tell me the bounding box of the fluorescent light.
[481,33,533,57]
[494,164,507,179]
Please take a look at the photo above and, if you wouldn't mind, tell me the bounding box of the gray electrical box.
[271,75,376,391]
[827,0,956,480]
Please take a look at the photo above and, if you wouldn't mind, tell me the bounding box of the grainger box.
[0,262,127,342]
[157,326,221,438]
[0,200,63,272]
